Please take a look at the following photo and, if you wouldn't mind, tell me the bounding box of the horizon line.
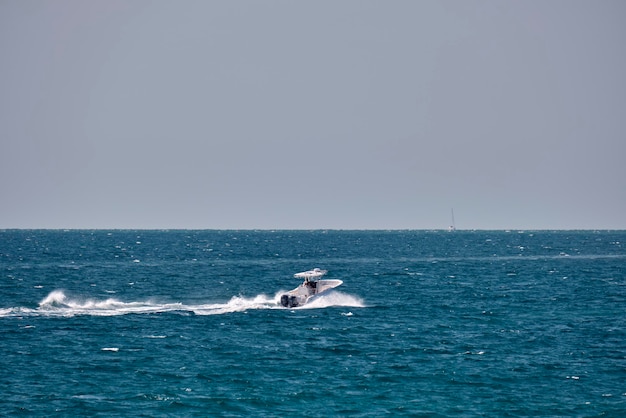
[2,228,625,232]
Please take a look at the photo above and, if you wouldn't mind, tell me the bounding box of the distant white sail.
[448,208,456,232]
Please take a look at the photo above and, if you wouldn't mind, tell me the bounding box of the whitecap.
[73,394,105,400]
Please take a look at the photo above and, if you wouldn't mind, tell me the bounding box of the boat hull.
[279,279,343,308]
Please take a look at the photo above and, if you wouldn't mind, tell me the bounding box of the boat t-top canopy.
[294,268,327,280]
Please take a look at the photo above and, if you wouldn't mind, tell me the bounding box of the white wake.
[0,290,364,318]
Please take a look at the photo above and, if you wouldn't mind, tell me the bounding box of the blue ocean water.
[1,230,625,416]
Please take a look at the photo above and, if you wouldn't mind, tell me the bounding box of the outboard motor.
[280,294,299,308]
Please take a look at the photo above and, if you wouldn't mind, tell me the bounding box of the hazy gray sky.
[1,0,625,229]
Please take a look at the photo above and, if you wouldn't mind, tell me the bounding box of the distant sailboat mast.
[448,208,456,232]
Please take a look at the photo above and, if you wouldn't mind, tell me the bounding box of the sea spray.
[38,289,69,309]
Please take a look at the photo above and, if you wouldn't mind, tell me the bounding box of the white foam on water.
[0,308,14,317]
[0,289,364,318]
[35,290,180,317]
[190,294,279,315]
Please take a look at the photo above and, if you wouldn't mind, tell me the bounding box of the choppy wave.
[0,290,364,318]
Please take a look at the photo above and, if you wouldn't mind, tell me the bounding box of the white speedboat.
[279,268,343,308]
